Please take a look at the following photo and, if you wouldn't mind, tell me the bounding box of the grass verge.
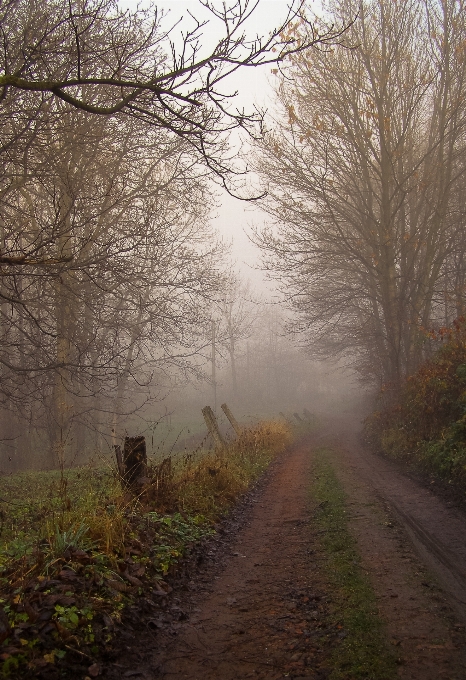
[311,447,396,680]
[0,418,296,678]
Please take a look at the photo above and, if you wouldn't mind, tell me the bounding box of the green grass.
[311,447,396,680]
[0,467,119,545]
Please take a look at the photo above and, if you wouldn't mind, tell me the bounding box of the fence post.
[123,435,147,486]
[202,406,227,448]
[221,403,242,436]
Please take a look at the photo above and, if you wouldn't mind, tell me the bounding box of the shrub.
[365,318,466,485]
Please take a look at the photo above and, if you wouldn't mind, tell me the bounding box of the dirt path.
[317,423,466,679]
[104,431,466,680]
[134,440,334,680]
[328,422,466,620]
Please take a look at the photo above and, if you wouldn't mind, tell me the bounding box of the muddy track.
[103,428,466,679]
[326,418,466,620]
[105,439,337,679]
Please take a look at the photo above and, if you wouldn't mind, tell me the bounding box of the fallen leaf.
[0,608,11,643]
[54,621,72,639]
[43,651,55,664]
[106,579,129,593]
[102,613,114,628]
[23,600,39,622]
[72,549,92,563]
[124,574,143,587]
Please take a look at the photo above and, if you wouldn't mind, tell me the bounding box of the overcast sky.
[142,0,296,290]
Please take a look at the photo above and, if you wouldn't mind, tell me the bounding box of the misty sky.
[129,0,296,291]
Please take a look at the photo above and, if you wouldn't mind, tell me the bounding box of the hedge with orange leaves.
[365,318,466,484]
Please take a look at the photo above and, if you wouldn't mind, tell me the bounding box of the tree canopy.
[254,0,466,388]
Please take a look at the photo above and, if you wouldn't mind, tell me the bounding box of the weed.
[0,654,25,678]
[142,512,214,575]
[47,522,96,557]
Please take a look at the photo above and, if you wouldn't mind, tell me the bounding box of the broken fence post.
[221,402,242,436]
[123,435,147,487]
[202,406,227,449]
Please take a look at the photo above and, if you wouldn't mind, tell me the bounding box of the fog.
[2,0,459,471]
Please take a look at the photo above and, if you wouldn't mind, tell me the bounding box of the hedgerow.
[365,318,466,484]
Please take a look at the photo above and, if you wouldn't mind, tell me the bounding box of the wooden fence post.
[221,403,242,436]
[202,406,227,448]
[303,408,313,422]
[123,436,147,486]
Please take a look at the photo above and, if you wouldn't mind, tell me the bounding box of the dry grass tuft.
[158,419,292,517]
[0,419,293,575]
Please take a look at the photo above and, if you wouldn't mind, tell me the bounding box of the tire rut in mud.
[330,422,466,621]
[320,421,466,680]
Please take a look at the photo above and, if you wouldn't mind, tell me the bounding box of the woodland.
[1,0,466,472]
[255,0,466,391]
[1,2,466,677]
[0,0,339,470]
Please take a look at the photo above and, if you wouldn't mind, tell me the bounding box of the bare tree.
[0,0,345,198]
[222,302,316,410]
[0,0,349,468]
[216,277,257,398]
[254,0,466,388]
[0,103,228,467]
